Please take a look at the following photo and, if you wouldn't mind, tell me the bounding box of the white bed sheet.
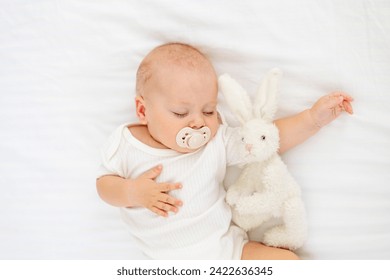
[0,0,389,259]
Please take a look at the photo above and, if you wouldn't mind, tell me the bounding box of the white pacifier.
[176,126,211,150]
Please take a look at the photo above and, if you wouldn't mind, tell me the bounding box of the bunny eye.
[241,137,245,142]
[261,135,266,141]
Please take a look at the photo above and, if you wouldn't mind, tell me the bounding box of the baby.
[96,43,353,260]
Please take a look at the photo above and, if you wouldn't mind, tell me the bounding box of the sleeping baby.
[96,42,353,260]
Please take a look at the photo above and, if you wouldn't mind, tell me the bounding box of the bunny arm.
[225,162,262,206]
[229,161,281,216]
[235,191,281,217]
[226,180,260,208]
[233,155,299,216]
[225,185,241,207]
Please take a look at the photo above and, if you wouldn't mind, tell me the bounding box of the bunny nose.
[245,144,253,152]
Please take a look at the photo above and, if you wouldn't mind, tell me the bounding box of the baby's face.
[138,64,219,153]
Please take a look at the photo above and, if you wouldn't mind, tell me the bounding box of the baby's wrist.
[124,179,141,207]
[306,109,322,130]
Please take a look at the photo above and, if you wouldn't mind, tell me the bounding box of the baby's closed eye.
[203,111,215,116]
[172,112,188,118]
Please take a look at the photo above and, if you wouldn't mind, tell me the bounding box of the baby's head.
[135,43,219,153]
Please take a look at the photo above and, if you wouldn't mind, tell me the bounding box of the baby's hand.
[129,165,183,217]
[309,92,354,128]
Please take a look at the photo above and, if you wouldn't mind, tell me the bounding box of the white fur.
[219,69,307,250]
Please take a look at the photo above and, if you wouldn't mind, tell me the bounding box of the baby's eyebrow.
[204,102,217,108]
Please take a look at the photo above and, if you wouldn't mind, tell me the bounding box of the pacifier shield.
[176,126,211,150]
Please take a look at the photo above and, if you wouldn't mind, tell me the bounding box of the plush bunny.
[219,68,307,250]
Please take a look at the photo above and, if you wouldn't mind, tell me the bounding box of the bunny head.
[219,68,282,163]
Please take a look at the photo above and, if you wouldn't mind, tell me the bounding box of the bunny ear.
[218,74,253,124]
[254,68,283,121]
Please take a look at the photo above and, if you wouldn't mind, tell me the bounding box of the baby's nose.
[189,114,205,129]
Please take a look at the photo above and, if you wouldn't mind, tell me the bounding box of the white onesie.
[98,123,248,259]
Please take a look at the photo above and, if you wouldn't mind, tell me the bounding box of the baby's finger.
[138,165,162,180]
[160,193,183,207]
[159,183,182,193]
[337,91,354,102]
[150,206,168,217]
[155,201,179,215]
[342,100,354,114]
[330,91,354,104]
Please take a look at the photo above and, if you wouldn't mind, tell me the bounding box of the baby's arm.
[96,165,183,217]
[275,92,353,154]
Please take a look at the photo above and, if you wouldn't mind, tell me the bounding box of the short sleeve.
[220,125,246,166]
[96,124,128,179]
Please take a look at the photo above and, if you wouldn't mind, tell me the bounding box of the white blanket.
[0,0,389,259]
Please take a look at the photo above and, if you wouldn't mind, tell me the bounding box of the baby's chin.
[171,145,202,154]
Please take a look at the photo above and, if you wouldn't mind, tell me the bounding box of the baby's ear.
[135,96,147,124]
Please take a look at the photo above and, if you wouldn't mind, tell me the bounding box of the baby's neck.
[128,124,168,149]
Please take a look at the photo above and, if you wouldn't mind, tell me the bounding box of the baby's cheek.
[210,123,220,139]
